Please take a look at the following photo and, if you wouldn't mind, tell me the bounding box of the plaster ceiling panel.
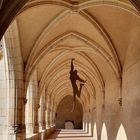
[31,13,113,61]
[119,0,132,4]
[86,5,140,66]
[16,4,66,61]
[36,51,63,81]
[87,52,117,81]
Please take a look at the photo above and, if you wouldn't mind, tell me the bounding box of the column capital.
[8,124,25,134]
[23,98,28,104]
[118,97,122,106]
[0,41,3,60]
[34,104,40,109]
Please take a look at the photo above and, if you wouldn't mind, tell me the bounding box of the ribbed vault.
[1,0,140,139]
[12,0,140,115]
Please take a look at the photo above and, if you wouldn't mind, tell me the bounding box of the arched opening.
[101,123,108,140]
[1,20,25,140]
[116,124,128,140]
[55,95,83,129]
[93,123,98,140]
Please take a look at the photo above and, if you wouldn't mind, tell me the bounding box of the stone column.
[85,111,89,133]
[88,109,92,136]
[52,110,56,126]
[83,110,87,131]
[50,109,53,127]
[46,109,50,128]
[38,104,42,131]
[6,63,25,140]
[33,103,39,133]
[39,103,46,131]
[42,105,46,129]
[46,95,51,128]
[39,88,46,131]
[4,21,25,140]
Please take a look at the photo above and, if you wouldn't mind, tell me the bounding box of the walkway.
[47,129,94,140]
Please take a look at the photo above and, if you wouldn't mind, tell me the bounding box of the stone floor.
[47,129,94,140]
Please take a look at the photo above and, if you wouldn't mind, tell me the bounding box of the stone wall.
[55,95,83,129]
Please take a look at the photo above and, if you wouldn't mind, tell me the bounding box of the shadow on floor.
[47,129,93,140]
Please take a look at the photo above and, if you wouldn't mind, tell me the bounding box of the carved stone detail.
[0,43,3,60]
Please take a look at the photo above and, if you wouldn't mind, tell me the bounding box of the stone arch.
[2,20,25,140]
[0,0,139,41]
[24,8,122,76]
[0,1,139,140]
[20,0,139,17]
[26,31,121,80]
[0,0,28,39]
[55,95,83,129]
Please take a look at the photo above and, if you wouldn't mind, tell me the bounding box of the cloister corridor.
[0,0,140,140]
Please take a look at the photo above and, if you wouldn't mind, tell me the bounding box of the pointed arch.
[116,124,128,140]
[93,123,98,140]
[101,123,108,140]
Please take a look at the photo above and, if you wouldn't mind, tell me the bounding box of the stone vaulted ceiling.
[6,0,140,107]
